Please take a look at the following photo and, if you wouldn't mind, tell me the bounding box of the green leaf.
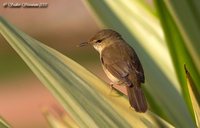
[84,0,194,127]
[154,0,200,125]
[184,65,200,127]
[0,17,173,128]
[0,117,11,128]
[163,0,200,74]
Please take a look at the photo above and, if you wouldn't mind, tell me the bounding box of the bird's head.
[78,29,121,52]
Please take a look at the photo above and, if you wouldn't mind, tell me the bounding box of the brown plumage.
[79,29,147,112]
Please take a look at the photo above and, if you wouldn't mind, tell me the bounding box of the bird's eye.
[96,40,102,43]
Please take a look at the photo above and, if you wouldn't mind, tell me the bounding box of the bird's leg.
[110,81,125,86]
[109,73,131,94]
[109,81,124,94]
[109,82,114,94]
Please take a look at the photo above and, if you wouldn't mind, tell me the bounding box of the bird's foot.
[109,82,114,94]
[108,81,124,94]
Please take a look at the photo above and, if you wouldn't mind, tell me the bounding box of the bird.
[78,29,147,112]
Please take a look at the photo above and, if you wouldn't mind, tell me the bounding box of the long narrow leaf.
[154,0,200,125]
[184,65,200,127]
[163,0,200,74]
[0,17,173,128]
[0,117,11,128]
[84,0,193,127]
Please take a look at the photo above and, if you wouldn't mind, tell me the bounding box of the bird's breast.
[102,65,119,83]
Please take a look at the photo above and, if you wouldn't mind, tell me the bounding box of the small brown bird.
[79,29,147,112]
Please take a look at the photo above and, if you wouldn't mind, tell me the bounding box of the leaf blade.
[184,65,200,127]
[154,0,200,126]
[0,17,173,128]
[84,0,193,127]
[164,0,200,73]
[0,117,11,128]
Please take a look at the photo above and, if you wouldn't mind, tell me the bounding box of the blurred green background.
[0,0,107,127]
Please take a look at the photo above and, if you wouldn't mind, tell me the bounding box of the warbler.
[79,29,147,112]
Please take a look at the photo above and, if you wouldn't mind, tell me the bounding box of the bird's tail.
[126,85,147,112]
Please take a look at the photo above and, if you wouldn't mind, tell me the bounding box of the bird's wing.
[101,41,147,112]
[101,42,144,84]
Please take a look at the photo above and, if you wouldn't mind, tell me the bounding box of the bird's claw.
[109,82,114,94]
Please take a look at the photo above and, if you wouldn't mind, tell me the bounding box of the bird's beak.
[77,42,89,47]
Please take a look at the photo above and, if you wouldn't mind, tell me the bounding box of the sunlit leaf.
[0,117,11,128]
[0,17,173,128]
[184,65,200,127]
[163,0,200,74]
[154,0,200,125]
[84,0,194,127]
